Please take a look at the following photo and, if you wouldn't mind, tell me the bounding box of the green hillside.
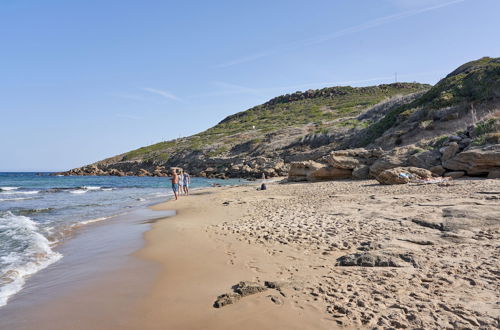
[121,83,429,162]
[360,57,500,145]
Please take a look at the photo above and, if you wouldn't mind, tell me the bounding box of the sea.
[0,172,245,308]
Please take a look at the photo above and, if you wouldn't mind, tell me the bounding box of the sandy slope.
[136,178,499,329]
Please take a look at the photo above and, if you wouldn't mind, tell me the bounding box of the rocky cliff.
[60,57,500,178]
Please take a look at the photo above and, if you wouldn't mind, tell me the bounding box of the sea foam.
[0,212,62,307]
[0,187,19,191]
[0,191,40,195]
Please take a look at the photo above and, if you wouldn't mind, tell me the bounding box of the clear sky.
[1,0,499,171]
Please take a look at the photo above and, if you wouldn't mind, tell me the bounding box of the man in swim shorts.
[170,170,179,200]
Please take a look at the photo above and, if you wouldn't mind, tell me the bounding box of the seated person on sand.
[170,170,179,200]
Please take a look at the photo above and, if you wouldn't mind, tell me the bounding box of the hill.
[61,57,500,178]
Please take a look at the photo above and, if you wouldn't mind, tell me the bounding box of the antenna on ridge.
[395,72,398,83]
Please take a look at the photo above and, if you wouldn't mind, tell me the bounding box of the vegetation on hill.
[359,57,500,146]
[120,83,429,162]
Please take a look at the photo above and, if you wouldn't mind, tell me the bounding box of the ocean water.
[0,172,244,308]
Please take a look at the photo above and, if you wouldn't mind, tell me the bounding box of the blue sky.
[1,0,499,171]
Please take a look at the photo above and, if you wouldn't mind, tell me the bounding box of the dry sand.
[133,178,500,329]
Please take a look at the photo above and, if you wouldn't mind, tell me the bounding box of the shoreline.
[0,207,174,330]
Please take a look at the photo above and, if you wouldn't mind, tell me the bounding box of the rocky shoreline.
[57,135,500,181]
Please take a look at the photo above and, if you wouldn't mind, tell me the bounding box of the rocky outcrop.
[443,144,500,176]
[288,161,324,181]
[324,148,383,179]
[288,161,353,181]
[376,167,433,185]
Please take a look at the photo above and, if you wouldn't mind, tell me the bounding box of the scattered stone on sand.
[233,281,267,297]
[213,293,241,308]
[214,281,270,308]
[335,252,408,267]
[268,294,284,305]
[264,281,290,291]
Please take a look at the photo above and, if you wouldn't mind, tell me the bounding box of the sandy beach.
[2,178,498,329]
[132,178,499,329]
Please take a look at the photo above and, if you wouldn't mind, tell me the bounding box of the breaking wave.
[0,212,62,307]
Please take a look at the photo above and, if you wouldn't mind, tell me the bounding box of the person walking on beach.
[177,170,184,196]
[170,170,179,200]
[183,171,190,196]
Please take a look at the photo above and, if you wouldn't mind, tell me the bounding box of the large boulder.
[440,142,460,162]
[308,167,352,180]
[288,161,324,181]
[369,156,407,177]
[352,165,371,179]
[442,144,500,175]
[376,167,433,185]
[408,150,441,169]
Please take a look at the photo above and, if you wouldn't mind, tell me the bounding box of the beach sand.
[2,178,499,329]
[132,178,499,329]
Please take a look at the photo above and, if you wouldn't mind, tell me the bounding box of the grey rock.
[441,142,460,162]
[352,165,371,179]
[357,241,382,251]
[487,169,500,179]
[335,252,406,267]
[443,144,500,175]
[430,165,446,176]
[408,150,441,169]
[370,156,407,177]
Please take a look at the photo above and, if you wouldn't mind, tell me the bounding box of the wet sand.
[0,209,172,330]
